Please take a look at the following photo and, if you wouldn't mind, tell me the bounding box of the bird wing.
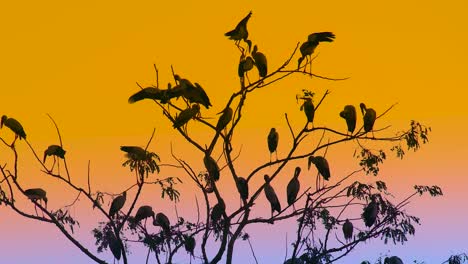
[308,32,335,43]
[128,88,162,103]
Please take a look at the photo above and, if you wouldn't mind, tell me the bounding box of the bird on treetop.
[109,191,127,218]
[264,174,281,219]
[360,103,377,135]
[298,32,335,72]
[308,156,331,181]
[236,176,249,201]
[340,105,357,134]
[43,145,66,163]
[24,188,48,206]
[342,219,353,242]
[225,11,253,51]
[267,128,279,163]
[216,107,233,133]
[252,45,268,78]
[287,167,301,208]
[1,115,26,140]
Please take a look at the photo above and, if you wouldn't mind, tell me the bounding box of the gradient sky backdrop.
[0,1,467,263]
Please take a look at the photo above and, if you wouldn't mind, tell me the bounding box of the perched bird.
[43,145,66,163]
[173,104,200,129]
[384,256,404,264]
[236,177,249,200]
[134,205,155,224]
[252,45,268,78]
[308,156,331,181]
[153,212,171,232]
[238,56,255,78]
[340,105,357,134]
[267,128,279,162]
[216,107,233,132]
[287,167,301,207]
[298,32,335,70]
[174,75,212,109]
[203,154,220,181]
[211,199,226,224]
[225,11,253,51]
[362,198,379,228]
[109,191,127,218]
[1,115,26,140]
[108,232,122,260]
[301,98,315,126]
[183,234,196,256]
[128,87,164,103]
[24,188,48,206]
[342,219,353,242]
[264,175,281,217]
[120,146,148,161]
[360,103,377,134]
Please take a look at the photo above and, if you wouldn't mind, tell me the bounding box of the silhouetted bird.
[211,199,226,224]
[1,115,26,140]
[203,154,220,181]
[301,98,315,127]
[264,175,281,218]
[128,87,163,103]
[340,105,357,134]
[225,11,253,51]
[362,198,379,227]
[236,177,249,200]
[308,156,331,181]
[298,32,335,70]
[120,146,148,161]
[109,191,126,218]
[153,212,171,233]
[252,45,268,78]
[216,107,233,132]
[173,104,200,130]
[43,145,66,163]
[287,167,301,208]
[238,56,255,78]
[267,128,279,162]
[183,234,196,256]
[24,188,48,206]
[384,256,404,264]
[108,232,122,260]
[134,205,155,224]
[174,75,212,109]
[360,103,376,134]
[342,219,353,242]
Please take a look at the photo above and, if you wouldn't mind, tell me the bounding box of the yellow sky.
[0,0,467,262]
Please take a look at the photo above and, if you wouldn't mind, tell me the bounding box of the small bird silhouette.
[267,128,279,163]
[287,167,301,209]
[43,145,66,163]
[109,191,126,218]
[252,45,268,78]
[298,32,335,72]
[264,175,281,219]
[362,198,379,228]
[203,154,220,182]
[1,115,26,141]
[340,105,357,135]
[342,219,353,242]
[360,103,377,136]
[225,11,253,51]
[236,177,249,200]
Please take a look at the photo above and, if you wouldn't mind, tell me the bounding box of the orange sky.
[1,1,467,263]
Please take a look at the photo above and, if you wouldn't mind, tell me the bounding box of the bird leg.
[56,157,61,175]
[11,135,18,146]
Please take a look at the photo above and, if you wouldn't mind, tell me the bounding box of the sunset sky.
[0,1,467,263]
